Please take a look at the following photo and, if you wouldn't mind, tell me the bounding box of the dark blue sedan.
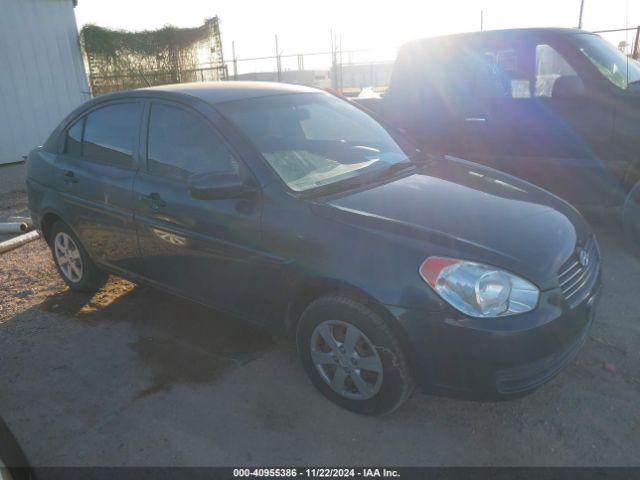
[26,82,601,414]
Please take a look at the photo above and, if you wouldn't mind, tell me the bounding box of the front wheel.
[623,182,640,254]
[296,296,413,415]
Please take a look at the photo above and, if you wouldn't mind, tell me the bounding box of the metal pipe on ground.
[0,222,29,234]
[7,216,34,229]
[0,231,40,255]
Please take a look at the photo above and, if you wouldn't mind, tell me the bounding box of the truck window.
[534,44,579,97]
[471,44,533,99]
[571,33,640,90]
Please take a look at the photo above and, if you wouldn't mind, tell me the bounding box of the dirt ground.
[0,193,639,467]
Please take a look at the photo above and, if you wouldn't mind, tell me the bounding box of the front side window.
[535,44,578,97]
[571,33,640,90]
[147,103,238,182]
[468,40,585,100]
[218,93,410,192]
[83,103,141,168]
[470,43,533,99]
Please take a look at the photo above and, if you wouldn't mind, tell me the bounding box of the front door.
[133,101,263,314]
[55,101,143,273]
[454,34,618,207]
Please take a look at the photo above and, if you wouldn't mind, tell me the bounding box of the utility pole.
[480,10,484,31]
[578,0,585,29]
[330,29,338,90]
[339,33,343,92]
[231,41,238,80]
[275,34,282,82]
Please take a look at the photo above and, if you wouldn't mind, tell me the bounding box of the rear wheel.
[49,221,107,292]
[623,182,640,254]
[296,296,413,415]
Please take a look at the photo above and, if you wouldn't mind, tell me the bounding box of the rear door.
[55,101,143,273]
[133,100,264,314]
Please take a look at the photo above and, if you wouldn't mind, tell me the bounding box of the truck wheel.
[623,182,640,254]
[296,296,413,415]
[49,220,108,292]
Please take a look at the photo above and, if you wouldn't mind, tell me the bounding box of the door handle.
[141,192,166,210]
[464,117,487,123]
[63,170,78,184]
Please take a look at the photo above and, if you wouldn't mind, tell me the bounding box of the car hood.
[313,156,592,290]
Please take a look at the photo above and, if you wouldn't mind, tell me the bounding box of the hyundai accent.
[27,82,601,414]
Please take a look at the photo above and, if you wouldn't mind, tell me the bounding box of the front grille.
[558,236,599,307]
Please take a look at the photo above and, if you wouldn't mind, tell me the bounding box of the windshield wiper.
[303,152,425,197]
[373,151,425,178]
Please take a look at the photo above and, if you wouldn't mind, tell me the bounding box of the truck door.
[383,39,475,157]
[568,32,640,197]
[459,34,618,207]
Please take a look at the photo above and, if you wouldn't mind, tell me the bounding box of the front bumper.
[390,268,601,400]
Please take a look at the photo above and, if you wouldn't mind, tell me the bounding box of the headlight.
[419,257,540,318]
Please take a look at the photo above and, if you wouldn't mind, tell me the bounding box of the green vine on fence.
[80,18,226,95]
[80,23,212,60]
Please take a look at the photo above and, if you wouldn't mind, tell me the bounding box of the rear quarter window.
[82,103,142,168]
[64,118,84,158]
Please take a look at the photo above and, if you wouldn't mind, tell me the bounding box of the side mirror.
[552,75,586,99]
[187,171,252,200]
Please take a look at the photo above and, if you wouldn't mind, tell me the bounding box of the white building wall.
[0,0,89,164]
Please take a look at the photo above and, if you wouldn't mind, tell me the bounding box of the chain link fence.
[225,46,398,95]
[82,25,640,98]
[592,26,640,59]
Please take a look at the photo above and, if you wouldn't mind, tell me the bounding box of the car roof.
[402,27,594,50]
[133,81,320,105]
[44,81,323,152]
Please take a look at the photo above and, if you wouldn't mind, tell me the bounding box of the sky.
[74,0,640,71]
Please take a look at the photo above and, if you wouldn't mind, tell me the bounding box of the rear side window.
[83,103,141,168]
[64,118,84,157]
[147,103,238,182]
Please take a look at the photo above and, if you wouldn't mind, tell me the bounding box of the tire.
[49,220,107,292]
[622,182,640,255]
[296,296,413,415]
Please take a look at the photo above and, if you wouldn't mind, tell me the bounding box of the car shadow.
[36,277,277,400]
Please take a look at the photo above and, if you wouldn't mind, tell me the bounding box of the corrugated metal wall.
[0,0,89,164]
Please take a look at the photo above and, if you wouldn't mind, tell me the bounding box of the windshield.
[571,33,640,90]
[217,92,411,192]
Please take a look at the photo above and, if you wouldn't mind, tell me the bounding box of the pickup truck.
[353,28,640,247]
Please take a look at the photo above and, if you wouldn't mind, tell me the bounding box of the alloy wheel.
[53,232,83,283]
[310,320,383,400]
